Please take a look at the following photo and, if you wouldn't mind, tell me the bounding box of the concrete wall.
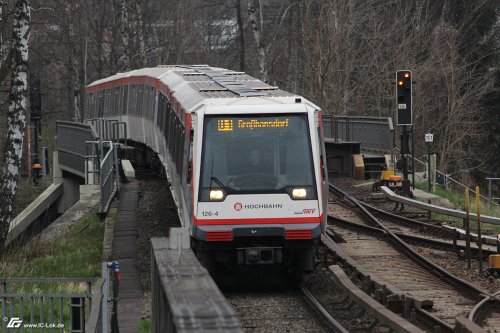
[53,150,85,214]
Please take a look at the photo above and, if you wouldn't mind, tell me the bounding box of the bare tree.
[235,0,245,71]
[133,1,147,67]
[120,0,131,70]
[0,0,30,250]
[247,0,268,82]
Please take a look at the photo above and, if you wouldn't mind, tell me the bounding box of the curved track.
[328,183,500,332]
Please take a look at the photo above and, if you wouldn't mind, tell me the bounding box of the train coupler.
[237,247,283,265]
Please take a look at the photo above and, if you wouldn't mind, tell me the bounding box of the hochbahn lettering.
[244,203,283,209]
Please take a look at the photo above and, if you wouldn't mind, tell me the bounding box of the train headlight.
[292,188,307,199]
[209,189,224,201]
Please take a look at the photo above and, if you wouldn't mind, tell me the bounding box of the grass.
[413,180,500,234]
[140,319,151,333]
[0,211,104,331]
[1,211,103,278]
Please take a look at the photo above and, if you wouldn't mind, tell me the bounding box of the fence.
[56,121,121,215]
[85,141,119,214]
[1,278,95,332]
[85,119,127,143]
[396,148,498,206]
[85,262,120,333]
[56,122,99,178]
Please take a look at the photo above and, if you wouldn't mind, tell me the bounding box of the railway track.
[326,183,500,332]
[224,286,330,332]
[223,267,424,333]
[220,258,427,333]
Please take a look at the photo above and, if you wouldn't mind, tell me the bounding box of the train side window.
[122,85,128,115]
[168,110,176,150]
[137,85,143,116]
[187,129,193,184]
[106,89,111,116]
[165,100,171,135]
[113,88,118,116]
[156,93,162,129]
[177,127,185,177]
[98,90,104,118]
[117,87,122,116]
[129,85,136,115]
[318,126,325,181]
[163,97,168,131]
[144,86,149,118]
[150,87,155,120]
[103,89,108,117]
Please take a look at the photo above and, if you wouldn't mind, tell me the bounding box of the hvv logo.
[294,209,316,215]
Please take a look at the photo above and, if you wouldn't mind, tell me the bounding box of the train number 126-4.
[201,211,219,217]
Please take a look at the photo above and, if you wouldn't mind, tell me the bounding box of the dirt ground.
[134,169,181,320]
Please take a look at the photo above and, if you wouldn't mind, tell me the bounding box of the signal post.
[396,70,413,197]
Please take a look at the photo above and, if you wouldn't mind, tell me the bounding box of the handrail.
[393,147,497,205]
[381,186,500,225]
[85,277,105,333]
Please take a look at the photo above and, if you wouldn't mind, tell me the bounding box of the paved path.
[111,180,143,332]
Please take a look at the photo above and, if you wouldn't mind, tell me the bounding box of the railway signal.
[396,70,413,198]
[396,70,412,125]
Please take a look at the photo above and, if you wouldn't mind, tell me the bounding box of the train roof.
[86,65,315,112]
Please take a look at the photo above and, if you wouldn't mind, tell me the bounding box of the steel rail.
[327,265,425,333]
[328,183,496,332]
[299,285,349,333]
[330,216,498,256]
[329,183,488,298]
[468,291,500,325]
[321,231,456,333]
[360,201,453,236]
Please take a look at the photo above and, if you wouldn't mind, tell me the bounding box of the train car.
[85,65,328,275]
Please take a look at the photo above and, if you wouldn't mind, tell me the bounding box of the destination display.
[216,117,293,132]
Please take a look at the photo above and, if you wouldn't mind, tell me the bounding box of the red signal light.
[404,73,410,78]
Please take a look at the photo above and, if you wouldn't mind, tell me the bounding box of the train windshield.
[199,113,317,201]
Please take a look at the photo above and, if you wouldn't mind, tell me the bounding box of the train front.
[192,104,326,273]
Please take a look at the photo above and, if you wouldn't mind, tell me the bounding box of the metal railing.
[85,119,127,142]
[85,262,120,333]
[56,122,99,178]
[393,147,498,205]
[100,142,119,214]
[84,278,105,333]
[1,278,95,332]
[86,141,119,214]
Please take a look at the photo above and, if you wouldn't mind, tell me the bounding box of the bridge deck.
[112,180,143,332]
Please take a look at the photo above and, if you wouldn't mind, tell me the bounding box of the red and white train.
[86,65,328,274]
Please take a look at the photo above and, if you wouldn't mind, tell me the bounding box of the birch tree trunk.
[121,0,131,71]
[134,1,147,67]
[247,0,268,82]
[0,0,30,250]
[68,22,81,121]
[235,0,245,72]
